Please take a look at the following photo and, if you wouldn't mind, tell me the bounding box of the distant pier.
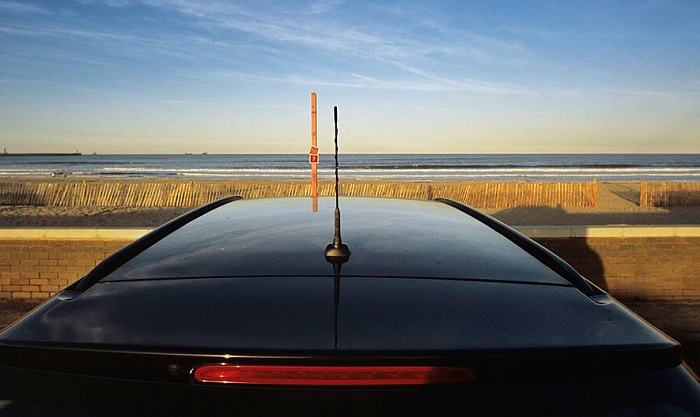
[1,148,81,157]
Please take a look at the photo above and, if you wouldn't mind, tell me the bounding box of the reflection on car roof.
[105,197,569,286]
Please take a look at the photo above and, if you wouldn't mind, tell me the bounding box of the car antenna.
[325,106,349,350]
[324,106,351,267]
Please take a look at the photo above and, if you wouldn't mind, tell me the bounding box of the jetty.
[1,147,81,157]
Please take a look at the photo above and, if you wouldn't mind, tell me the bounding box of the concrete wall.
[537,237,699,301]
[0,239,127,299]
[1,227,699,302]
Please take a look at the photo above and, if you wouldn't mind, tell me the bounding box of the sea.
[0,154,699,182]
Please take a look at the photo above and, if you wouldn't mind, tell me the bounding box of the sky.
[0,0,699,154]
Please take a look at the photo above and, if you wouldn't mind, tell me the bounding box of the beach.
[0,180,698,227]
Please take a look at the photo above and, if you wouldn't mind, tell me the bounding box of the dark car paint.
[0,277,674,352]
[0,196,699,416]
[0,360,698,416]
[3,277,336,351]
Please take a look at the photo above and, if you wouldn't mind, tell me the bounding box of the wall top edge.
[0,225,699,239]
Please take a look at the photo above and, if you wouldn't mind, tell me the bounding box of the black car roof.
[101,197,571,286]
[1,197,677,358]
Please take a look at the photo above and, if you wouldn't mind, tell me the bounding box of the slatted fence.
[640,181,700,207]
[0,179,598,208]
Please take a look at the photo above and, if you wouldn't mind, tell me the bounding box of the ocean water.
[0,154,699,182]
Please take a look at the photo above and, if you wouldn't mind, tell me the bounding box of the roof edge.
[72,196,242,292]
[435,198,599,297]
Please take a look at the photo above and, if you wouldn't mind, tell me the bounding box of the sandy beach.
[0,180,698,227]
[482,181,700,226]
[0,205,190,228]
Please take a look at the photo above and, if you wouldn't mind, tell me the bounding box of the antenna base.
[325,243,351,265]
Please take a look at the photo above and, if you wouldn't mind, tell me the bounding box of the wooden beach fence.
[0,179,598,208]
[640,181,700,207]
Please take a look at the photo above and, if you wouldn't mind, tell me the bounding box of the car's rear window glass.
[105,198,570,285]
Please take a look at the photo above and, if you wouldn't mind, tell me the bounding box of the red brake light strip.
[194,365,475,386]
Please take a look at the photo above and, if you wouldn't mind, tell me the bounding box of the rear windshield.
[104,198,570,285]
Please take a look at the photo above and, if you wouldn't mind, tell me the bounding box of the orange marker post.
[310,92,319,212]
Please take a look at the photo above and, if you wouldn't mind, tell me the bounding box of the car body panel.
[0,277,674,353]
[337,277,672,351]
[0,196,698,416]
[1,277,336,351]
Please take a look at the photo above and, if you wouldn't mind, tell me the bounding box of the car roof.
[102,197,571,286]
[1,197,677,357]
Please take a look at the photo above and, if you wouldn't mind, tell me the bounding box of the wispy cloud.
[386,62,528,93]
[0,23,143,41]
[0,1,49,14]
[2,0,699,153]
[128,0,537,95]
[371,3,528,62]
[347,73,530,94]
[132,1,518,64]
[210,69,538,95]
[157,99,301,111]
[309,0,344,15]
[602,88,697,100]
[77,0,133,7]
[0,21,231,65]
[157,99,221,106]
[0,0,529,97]
[0,1,567,97]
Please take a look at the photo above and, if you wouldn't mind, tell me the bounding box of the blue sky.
[0,0,699,153]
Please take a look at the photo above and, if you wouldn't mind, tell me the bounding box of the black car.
[0,196,699,416]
